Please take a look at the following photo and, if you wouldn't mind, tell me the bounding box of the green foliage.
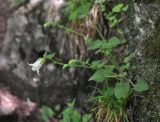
[10,0,26,7]
[114,82,130,99]
[89,67,114,82]
[120,53,135,71]
[103,37,121,49]
[92,86,129,122]
[134,80,149,92]
[82,114,92,122]
[44,22,57,28]
[41,1,150,122]
[87,39,103,50]
[41,105,55,122]
[61,100,91,122]
[63,0,92,21]
[87,37,121,51]
[95,1,129,30]
[112,3,125,13]
[91,60,105,69]
[45,53,55,60]
[123,53,134,63]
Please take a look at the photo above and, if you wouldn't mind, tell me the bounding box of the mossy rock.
[135,0,160,3]
[135,9,160,122]
[137,83,160,122]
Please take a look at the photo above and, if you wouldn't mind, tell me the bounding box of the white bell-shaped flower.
[28,58,45,75]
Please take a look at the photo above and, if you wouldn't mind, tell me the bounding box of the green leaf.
[72,109,81,122]
[69,10,78,21]
[89,69,106,82]
[62,113,70,122]
[122,5,129,11]
[112,3,124,13]
[46,53,55,60]
[63,64,69,69]
[104,49,112,56]
[102,87,114,97]
[134,80,149,92]
[61,107,73,122]
[108,15,116,21]
[78,2,91,19]
[41,105,55,121]
[67,59,79,68]
[88,39,103,50]
[91,60,104,69]
[114,82,130,99]
[103,37,121,49]
[89,68,114,82]
[123,53,134,63]
[82,114,91,122]
[120,63,130,71]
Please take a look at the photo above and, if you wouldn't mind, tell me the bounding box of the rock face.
[123,2,160,122]
[0,0,11,48]
[1,0,160,122]
[0,0,90,115]
[0,83,36,116]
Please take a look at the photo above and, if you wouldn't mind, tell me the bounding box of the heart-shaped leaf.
[114,82,130,99]
[134,80,149,92]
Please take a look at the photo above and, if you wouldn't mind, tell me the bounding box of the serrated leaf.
[134,80,149,92]
[91,60,104,69]
[112,3,124,13]
[114,82,130,99]
[88,40,103,50]
[89,68,114,82]
[41,106,55,121]
[89,70,106,82]
[103,37,121,49]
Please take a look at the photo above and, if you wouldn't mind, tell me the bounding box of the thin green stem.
[56,24,85,37]
[88,16,135,86]
[50,59,91,69]
[48,19,135,86]
[50,59,65,66]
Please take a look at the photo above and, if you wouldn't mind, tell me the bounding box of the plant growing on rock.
[29,1,150,122]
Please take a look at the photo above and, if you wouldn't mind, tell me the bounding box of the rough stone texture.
[0,0,91,114]
[137,83,160,122]
[123,2,160,122]
[1,0,160,122]
[0,0,11,48]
